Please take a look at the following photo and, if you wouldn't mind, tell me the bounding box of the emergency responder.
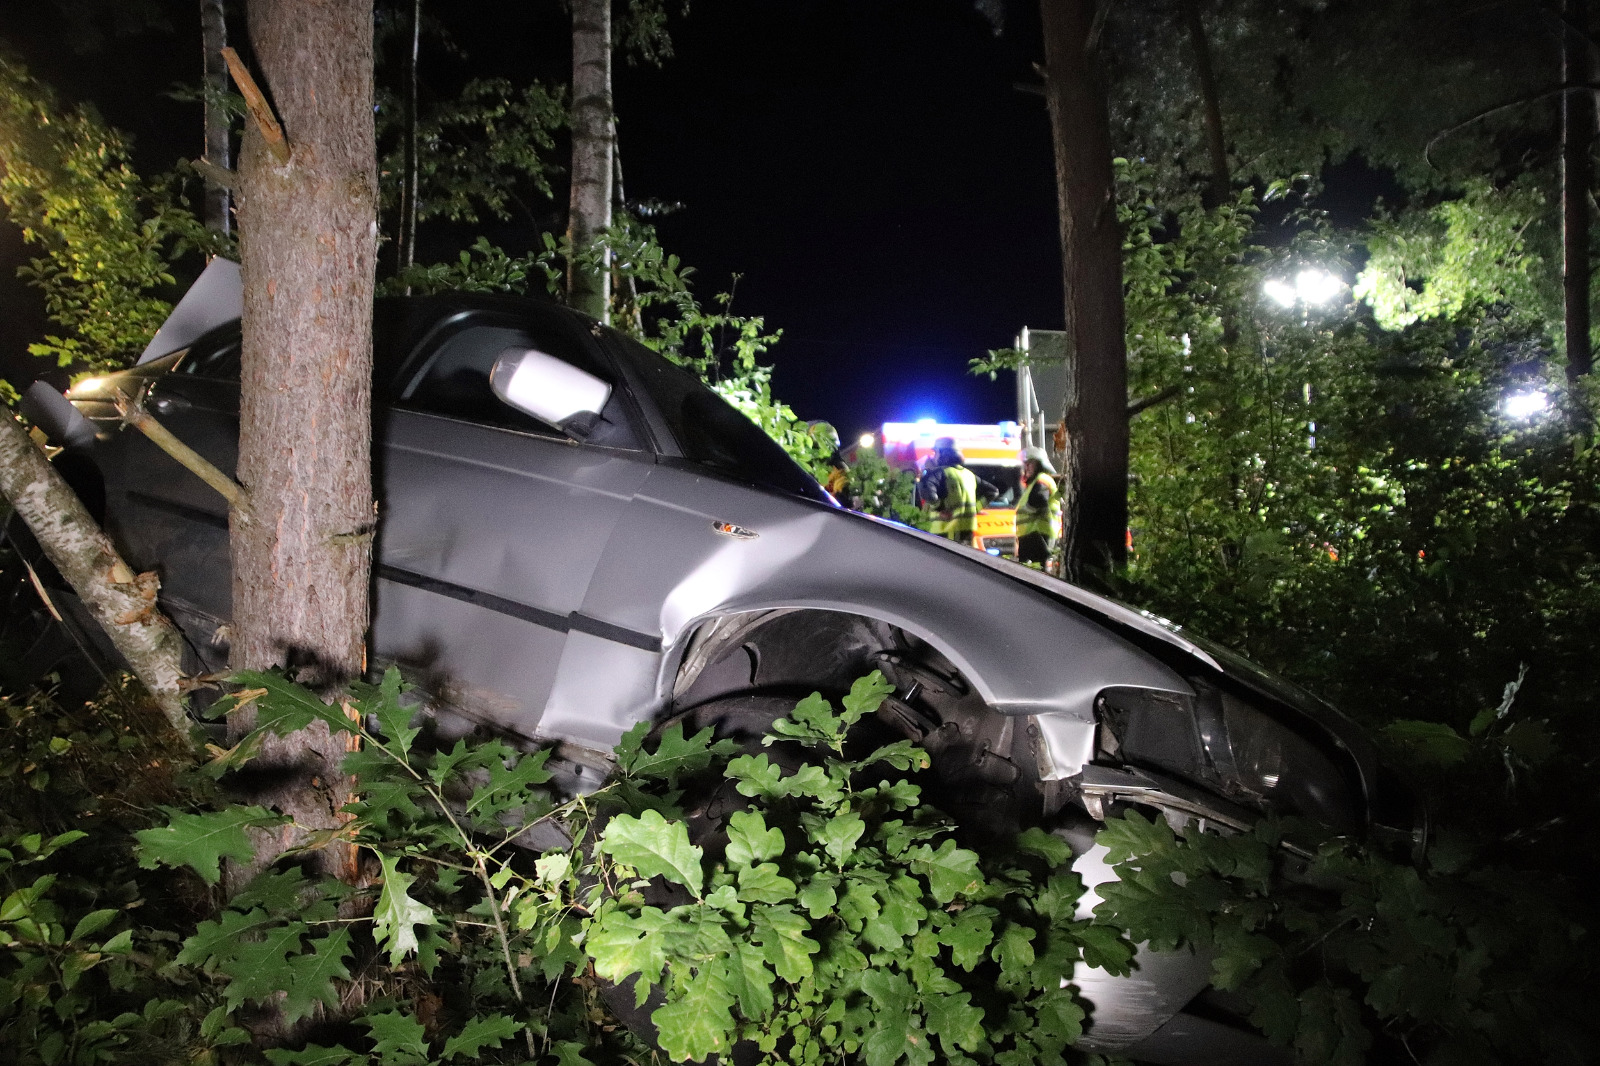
[916,437,997,545]
[808,421,850,499]
[1015,445,1062,566]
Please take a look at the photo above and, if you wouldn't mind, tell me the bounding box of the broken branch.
[192,157,237,190]
[221,46,290,165]
[113,391,248,511]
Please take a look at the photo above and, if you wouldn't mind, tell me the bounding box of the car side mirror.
[488,347,612,438]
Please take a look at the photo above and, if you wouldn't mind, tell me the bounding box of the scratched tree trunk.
[200,0,231,235]
[231,0,376,886]
[567,0,613,320]
[1040,0,1128,576]
[0,410,188,734]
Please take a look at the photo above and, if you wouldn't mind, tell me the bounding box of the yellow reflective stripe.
[1016,473,1061,539]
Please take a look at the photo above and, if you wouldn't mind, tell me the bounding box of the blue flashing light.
[986,548,1002,556]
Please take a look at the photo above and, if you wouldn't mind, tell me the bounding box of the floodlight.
[1295,269,1341,305]
[1263,279,1298,307]
[1503,390,1549,420]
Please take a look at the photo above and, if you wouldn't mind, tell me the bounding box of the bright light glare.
[916,417,937,429]
[858,433,875,449]
[1263,279,1297,307]
[1263,269,1342,307]
[1296,269,1341,305]
[1503,390,1549,420]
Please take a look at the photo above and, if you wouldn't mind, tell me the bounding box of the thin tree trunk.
[568,0,614,321]
[1563,0,1594,380]
[0,410,188,734]
[232,0,377,886]
[397,0,421,282]
[200,0,231,235]
[1039,0,1129,576]
[1178,0,1229,205]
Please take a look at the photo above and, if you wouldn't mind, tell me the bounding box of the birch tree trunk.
[397,0,421,280]
[568,0,614,321]
[200,0,231,235]
[1178,0,1229,206]
[1039,0,1129,576]
[0,410,187,733]
[231,0,377,885]
[1562,0,1594,381]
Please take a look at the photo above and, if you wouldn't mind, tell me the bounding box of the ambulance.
[878,420,1024,556]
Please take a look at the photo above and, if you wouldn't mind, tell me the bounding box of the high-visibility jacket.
[938,465,979,541]
[1015,471,1062,542]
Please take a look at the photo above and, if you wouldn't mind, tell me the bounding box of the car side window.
[398,317,640,449]
[173,325,242,380]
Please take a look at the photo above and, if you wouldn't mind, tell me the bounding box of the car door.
[93,325,243,641]
[371,305,656,741]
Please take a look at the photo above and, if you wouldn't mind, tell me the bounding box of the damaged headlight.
[1097,685,1361,834]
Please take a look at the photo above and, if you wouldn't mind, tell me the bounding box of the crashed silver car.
[26,289,1406,1065]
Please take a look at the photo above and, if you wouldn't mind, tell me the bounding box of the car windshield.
[605,335,831,504]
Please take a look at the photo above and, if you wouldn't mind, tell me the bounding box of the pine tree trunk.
[0,410,188,734]
[231,0,377,885]
[1039,0,1129,576]
[1178,0,1229,206]
[200,0,231,235]
[1563,0,1594,381]
[568,0,613,321]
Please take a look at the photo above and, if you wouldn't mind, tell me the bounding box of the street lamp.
[858,433,875,449]
[1264,268,1342,308]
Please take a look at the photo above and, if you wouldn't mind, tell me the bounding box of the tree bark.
[1178,0,1229,205]
[567,0,614,321]
[201,0,231,235]
[397,0,421,281]
[1563,0,1594,381]
[231,0,377,885]
[1039,0,1129,576]
[0,410,188,735]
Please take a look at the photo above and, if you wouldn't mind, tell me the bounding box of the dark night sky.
[2,1,1063,437]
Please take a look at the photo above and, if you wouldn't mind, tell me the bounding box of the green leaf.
[442,1014,524,1060]
[227,670,352,739]
[797,877,838,919]
[587,906,672,988]
[737,862,797,904]
[69,909,119,941]
[466,747,553,819]
[373,853,437,967]
[1015,827,1071,867]
[923,991,985,1053]
[940,905,996,971]
[817,812,866,864]
[364,1011,429,1065]
[622,723,737,785]
[751,904,817,982]
[264,1045,359,1066]
[652,967,736,1062]
[993,922,1036,977]
[726,810,785,865]
[909,839,982,903]
[839,670,895,725]
[718,940,776,1020]
[726,754,786,799]
[1379,720,1471,766]
[367,666,419,754]
[135,806,285,884]
[281,928,354,1025]
[599,810,704,894]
